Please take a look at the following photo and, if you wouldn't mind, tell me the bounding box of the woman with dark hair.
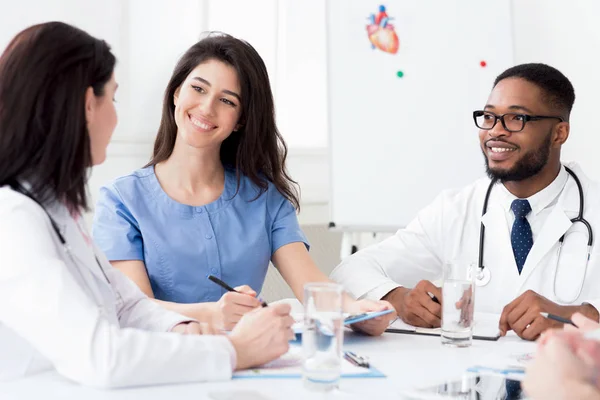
[92,33,395,334]
[0,22,295,387]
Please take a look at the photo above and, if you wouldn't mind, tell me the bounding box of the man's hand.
[456,286,474,327]
[346,299,397,336]
[499,290,565,340]
[498,290,597,341]
[383,280,442,328]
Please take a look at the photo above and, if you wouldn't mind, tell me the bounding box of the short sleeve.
[92,185,144,261]
[267,187,310,254]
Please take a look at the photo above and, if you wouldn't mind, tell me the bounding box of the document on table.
[233,345,385,379]
[386,312,501,341]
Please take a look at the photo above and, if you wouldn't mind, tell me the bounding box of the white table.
[0,331,535,400]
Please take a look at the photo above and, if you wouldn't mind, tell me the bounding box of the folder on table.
[385,312,501,341]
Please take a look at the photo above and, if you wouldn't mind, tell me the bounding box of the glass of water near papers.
[302,282,344,391]
[442,261,476,347]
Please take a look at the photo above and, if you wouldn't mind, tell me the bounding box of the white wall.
[303,0,600,226]
[1,0,599,227]
[0,0,330,220]
[512,0,600,180]
[2,0,599,296]
[83,0,330,225]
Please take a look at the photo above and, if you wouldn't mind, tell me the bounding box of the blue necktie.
[511,199,533,274]
[505,379,522,399]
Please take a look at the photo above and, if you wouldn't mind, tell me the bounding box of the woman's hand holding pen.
[214,285,262,330]
[228,303,295,370]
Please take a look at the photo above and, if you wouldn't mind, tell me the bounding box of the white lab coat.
[0,187,236,388]
[331,162,600,313]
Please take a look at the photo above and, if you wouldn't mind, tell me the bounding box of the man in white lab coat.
[331,63,600,341]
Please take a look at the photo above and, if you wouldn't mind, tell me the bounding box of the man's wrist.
[342,294,358,313]
[382,287,408,310]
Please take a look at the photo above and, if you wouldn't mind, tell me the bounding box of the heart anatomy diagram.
[366,5,399,54]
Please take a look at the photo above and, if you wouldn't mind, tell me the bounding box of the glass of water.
[441,261,476,347]
[302,282,344,391]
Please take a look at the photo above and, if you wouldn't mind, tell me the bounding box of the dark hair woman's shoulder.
[0,186,47,220]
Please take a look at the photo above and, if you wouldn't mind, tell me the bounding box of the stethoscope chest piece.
[476,267,491,287]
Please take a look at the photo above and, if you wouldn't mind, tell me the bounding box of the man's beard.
[483,132,552,182]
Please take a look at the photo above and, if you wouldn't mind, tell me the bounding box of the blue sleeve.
[267,187,310,254]
[92,184,144,261]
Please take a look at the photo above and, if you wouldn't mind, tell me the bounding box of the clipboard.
[385,327,500,341]
[385,312,502,341]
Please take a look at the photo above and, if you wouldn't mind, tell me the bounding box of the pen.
[343,352,360,367]
[207,275,268,307]
[428,292,440,305]
[540,312,576,326]
[344,351,370,368]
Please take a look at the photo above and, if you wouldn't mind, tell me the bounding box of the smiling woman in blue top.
[92,33,395,335]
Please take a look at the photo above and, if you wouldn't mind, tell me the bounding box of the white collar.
[497,165,569,216]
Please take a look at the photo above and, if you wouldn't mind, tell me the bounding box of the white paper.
[388,312,502,339]
[233,345,371,378]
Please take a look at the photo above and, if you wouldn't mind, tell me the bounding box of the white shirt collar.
[497,165,569,216]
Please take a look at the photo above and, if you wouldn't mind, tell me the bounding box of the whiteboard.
[327,0,514,230]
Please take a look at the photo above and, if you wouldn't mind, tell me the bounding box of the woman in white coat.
[0,22,294,388]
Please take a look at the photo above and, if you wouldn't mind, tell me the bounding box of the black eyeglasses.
[473,110,564,133]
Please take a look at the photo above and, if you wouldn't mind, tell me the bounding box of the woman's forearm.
[272,242,332,301]
[153,299,217,323]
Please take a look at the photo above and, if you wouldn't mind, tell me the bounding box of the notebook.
[386,312,502,341]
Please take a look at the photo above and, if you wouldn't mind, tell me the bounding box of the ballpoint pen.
[540,312,576,326]
[207,275,268,307]
[344,352,360,367]
[344,351,370,368]
[428,292,441,304]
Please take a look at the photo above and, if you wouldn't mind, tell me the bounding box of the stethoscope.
[477,166,593,304]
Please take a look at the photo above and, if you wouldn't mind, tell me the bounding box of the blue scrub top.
[92,166,309,303]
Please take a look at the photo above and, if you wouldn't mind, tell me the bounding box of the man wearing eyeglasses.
[331,63,600,341]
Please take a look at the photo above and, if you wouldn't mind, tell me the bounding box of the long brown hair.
[0,22,115,210]
[147,33,300,209]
